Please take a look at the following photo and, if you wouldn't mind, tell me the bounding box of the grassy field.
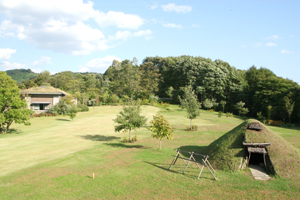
[0,105,299,199]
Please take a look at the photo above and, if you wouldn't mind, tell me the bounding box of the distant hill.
[4,69,38,83]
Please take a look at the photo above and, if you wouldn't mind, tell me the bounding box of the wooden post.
[183,153,193,174]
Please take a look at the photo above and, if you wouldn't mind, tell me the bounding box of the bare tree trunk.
[129,129,131,142]
[190,119,192,130]
[159,138,162,150]
[5,121,13,134]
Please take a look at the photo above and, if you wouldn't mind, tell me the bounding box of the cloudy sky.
[0,0,299,83]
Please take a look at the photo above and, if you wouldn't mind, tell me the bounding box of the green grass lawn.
[0,105,299,199]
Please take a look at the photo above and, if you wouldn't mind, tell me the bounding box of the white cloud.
[0,48,16,60]
[281,49,295,54]
[192,24,201,28]
[0,61,26,70]
[78,67,89,73]
[266,35,280,40]
[149,2,158,10]
[161,3,192,13]
[0,0,145,55]
[31,68,42,73]
[163,23,182,29]
[93,11,144,29]
[80,55,121,73]
[109,30,152,40]
[33,56,52,66]
[265,42,277,47]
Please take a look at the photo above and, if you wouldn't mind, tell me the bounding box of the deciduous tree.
[113,103,147,142]
[179,85,201,130]
[148,114,173,150]
[0,72,34,134]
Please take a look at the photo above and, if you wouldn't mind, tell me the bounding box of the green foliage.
[267,105,272,122]
[234,101,249,116]
[283,96,294,123]
[203,99,213,110]
[179,85,201,130]
[113,103,147,142]
[0,72,34,134]
[166,86,174,98]
[220,100,226,113]
[218,111,223,119]
[257,111,264,122]
[148,114,173,150]
[5,69,38,83]
[49,96,78,120]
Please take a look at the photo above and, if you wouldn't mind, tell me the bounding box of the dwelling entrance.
[247,147,267,166]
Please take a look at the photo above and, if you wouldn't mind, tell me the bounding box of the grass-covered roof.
[21,86,68,95]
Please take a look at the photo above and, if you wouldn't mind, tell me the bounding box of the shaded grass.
[0,106,299,199]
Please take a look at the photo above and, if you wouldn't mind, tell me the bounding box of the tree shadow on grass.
[144,161,212,180]
[6,128,21,134]
[104,142,149,149]
[79,135,120,141]
[56,119,70,121]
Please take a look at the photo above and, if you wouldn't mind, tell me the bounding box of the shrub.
[122,137,128,143]
[166,107,174,112]
[132,134,138,142]
[186,125,198,131]
[209,109,214,112]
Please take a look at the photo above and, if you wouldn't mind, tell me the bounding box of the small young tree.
[68,104,78,120]
[257,111,264,122]
[218,111,223,121]
[113,103,147,142]
[226,112,233,122]
[267,105,272,123]
[283,96,294,124]
[235,101,248,116]
[211,98,219,110]
[148,114,173,150]
[203,99,213,110]
[220,100,226,113]
[178,85,201,130]
[166,86,174,98]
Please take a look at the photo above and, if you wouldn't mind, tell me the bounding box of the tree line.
[17,55,300,124]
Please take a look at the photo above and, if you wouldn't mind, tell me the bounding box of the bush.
[186,125,198,131]
[132,134,138,142]
[209,109,214,112]
[77,104,89,112]
[166,107,174,112]
[122,137,128,143]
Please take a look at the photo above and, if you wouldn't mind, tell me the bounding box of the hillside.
[5,69,38,83]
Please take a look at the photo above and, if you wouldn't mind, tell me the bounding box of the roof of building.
[21,86,68,95]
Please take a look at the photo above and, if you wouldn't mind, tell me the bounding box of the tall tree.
[283,96,294,123]
[139,62,161,98]
[0,72,34,134]
[178,85,201,130]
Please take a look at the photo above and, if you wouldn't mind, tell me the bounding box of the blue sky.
[0,0,299,83]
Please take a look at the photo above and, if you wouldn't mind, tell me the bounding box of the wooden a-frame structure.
[168,149,217,180]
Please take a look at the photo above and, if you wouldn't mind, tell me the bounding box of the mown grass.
[0,105,300,199]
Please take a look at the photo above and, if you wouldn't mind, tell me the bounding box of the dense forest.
[7,55,300,124]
